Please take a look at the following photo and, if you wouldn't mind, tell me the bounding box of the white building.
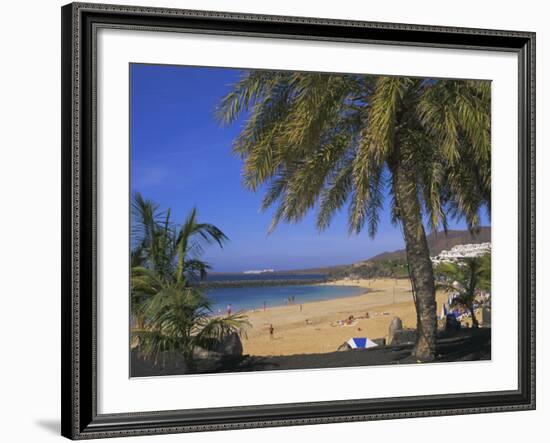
[431,242,491,264]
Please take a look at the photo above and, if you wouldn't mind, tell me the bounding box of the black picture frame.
[61,2,536,439]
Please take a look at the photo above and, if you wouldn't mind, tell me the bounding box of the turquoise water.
[206,284,365,314]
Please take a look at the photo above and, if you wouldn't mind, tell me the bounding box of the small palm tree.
[130,193,249,371]
[132,271,249,370]
[217,72,490,361]
[131,192,227,284]
[435,254,490,328]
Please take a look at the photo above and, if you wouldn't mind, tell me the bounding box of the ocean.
[205,274,364,313]
[206,273,325,282]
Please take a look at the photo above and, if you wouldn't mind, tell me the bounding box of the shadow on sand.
[130,328,490,378]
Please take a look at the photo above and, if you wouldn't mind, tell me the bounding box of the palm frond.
[193,313,251,350]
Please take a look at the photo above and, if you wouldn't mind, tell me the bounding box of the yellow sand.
[240,278,448,356]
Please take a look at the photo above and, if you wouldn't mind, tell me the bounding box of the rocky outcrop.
[194,332,244,360]
[388,316,416,345]
[193,347,222,360]
[213,332,243,356]
[388,317,403,341]
[337,342,351,351]
[390,329,417,345]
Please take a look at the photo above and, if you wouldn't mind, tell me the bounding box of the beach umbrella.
[347,337,379,349]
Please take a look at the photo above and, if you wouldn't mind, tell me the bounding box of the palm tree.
[132,271,249,371]
[217,72,490,361]
[131,192,227,285]
[130,193,249,371]
[435,254,490,328]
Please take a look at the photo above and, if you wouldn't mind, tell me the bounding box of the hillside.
[366,227,491,262]
[281,227,491,276]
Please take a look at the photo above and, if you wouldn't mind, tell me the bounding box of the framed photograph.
[61,2,535,439]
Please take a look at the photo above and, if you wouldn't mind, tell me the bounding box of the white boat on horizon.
[242,269,276,275]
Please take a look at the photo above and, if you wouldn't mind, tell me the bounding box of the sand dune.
[240,278,448,356]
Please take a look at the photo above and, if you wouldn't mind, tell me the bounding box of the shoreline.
[130,276,491,377]
[237,277,447,357]
[208,281,365,315]
[232,284,366,314]
[210,276,406,315]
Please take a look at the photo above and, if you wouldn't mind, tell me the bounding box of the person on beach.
[227,304,232,316]
[269,324,274,339]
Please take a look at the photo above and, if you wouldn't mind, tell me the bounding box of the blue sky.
[130,64,489,273]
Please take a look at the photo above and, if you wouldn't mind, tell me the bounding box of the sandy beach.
[240,278,448,356]
[131,278,490,377]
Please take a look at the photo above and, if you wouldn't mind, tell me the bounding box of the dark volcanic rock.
[388,316,403,343]
[131,329,491,377]
[391,329,417,345]
[194,332,244,360]
[337,342,351,351]
[193,348,222,360]
[213,332,243,356]
[388,316,416,345]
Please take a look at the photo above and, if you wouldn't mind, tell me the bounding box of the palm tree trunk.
[393,164,437,362]
[469,304,479,328]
